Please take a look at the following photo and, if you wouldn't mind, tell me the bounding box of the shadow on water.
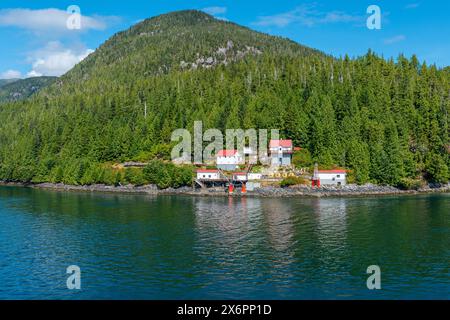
[0,186,448,299]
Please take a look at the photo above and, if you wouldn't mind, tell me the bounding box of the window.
[337,175,341,178]
[208,175,211,178]
[332,177,336,181]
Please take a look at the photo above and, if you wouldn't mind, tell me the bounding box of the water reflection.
[312,198,348,253]
[261,199,296,252]
[193,197,297,258]
[0,187,448,299]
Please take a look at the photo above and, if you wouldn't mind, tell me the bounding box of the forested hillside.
[0,10,448,187]
[0,76,56,103]
[0,79,19,87]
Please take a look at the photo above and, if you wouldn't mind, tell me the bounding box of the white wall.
[197,172,220,180]
[248,173,262,180]
[269,146,292,153]
[318,173,346,186]
[217,154,243,165]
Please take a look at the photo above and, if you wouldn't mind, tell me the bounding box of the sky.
[0,0,449,79]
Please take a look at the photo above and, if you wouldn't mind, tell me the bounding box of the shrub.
[124,168,145,186]
[14,165,35,183]
[172,165,193,187]
[114,171,123,186]
[102,169,124,186]
[397,178,424,190]
[32,157,57,183]
[133,150,153,162]
[143,160,193,189]
[143,160,165,184]
[80,163,103,185]
[346,171,356,184]
[280,176,307,188]
[0,164,14,181]
[49,166,64,183]
[425,153,449,184]
[60,159,92,185]
[150,143,172,160]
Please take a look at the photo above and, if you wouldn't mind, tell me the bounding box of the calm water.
[0,186,448,300]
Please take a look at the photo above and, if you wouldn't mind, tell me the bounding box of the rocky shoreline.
[1,181,449,198]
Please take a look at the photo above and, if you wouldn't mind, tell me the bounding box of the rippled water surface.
[0,186,448,299]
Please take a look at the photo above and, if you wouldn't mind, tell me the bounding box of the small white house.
[232,172,248,181]
[197,170,221,180]
[248,173,262,180]
[269,140,293,166]
[317,170,347,186]
[216,150,243,171]
[247,172,262,190]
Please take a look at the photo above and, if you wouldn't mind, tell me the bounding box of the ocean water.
[0,186,448,299]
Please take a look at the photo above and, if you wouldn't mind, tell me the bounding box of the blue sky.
[0,0,448,79]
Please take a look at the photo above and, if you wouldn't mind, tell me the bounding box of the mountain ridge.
[0,76,57,103]
[0,79,19,88]
[0,10,448,187]
[46,10,324,94]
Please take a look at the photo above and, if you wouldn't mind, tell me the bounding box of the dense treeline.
[0,10,448,187]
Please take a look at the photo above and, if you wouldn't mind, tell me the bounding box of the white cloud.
[255,13,295,28]
[0,69,22,79]
[384,35,406,45]
[202,7,227,16]
[26,70,42,78]
[0,8,116,32]
[26,42,94,77]
[253,5,363,28]
[322,12,362,24]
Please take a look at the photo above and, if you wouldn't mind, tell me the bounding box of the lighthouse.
[311,163,320,188]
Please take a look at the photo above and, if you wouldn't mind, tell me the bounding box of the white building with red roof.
[317,170,347,186]
[232,172,248,181]
[216,150,243,171]
[269,139,293,166]
[196,169,221,180]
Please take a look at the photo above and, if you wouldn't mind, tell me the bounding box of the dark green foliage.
[0,11,448,186]
[345,140,370,184]
[124,168,146,186]
[292,149,312,168]
[143,160,193,189]
[425,153,449,183]
[308,94,338,165]
[80,163,104,185]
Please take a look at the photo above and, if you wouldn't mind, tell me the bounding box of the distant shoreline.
[1,181,449,198]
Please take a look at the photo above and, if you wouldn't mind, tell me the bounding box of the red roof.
[217,149,238,157]
[270,140,293,148]
[318,170,347,174]
[197,169,219,173]
[233,172,247,175]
